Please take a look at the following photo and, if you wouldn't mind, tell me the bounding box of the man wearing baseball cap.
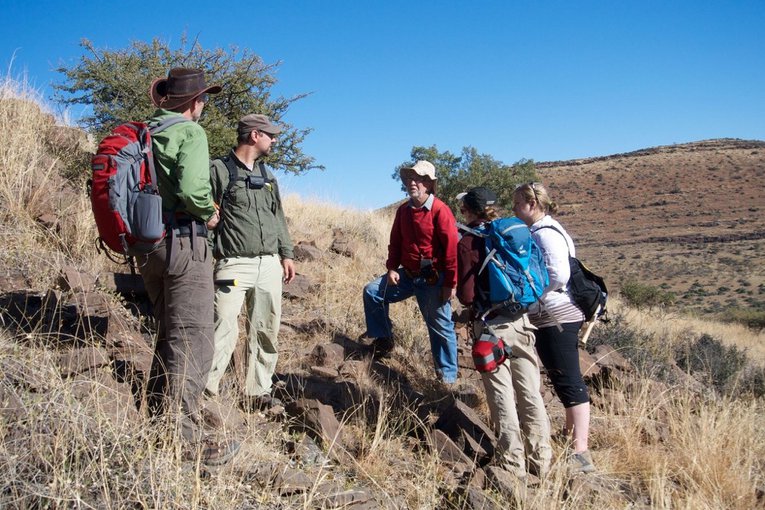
[362,160,460,385]
[206,113,295,413]
[138,67,239,465]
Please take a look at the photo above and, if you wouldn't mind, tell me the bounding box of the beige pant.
[476,314,552,477]
[206,254,283,398]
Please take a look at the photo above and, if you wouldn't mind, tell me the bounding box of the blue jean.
[363,269,458,383]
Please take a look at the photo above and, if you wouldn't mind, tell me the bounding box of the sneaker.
[184,439,241,466]
[568,450,596,474]
[371,337,394,359]
[241,394,284,413]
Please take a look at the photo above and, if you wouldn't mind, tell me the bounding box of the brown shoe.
[241,394,284,413]
[201,407,224,430]
[371,337,394,359]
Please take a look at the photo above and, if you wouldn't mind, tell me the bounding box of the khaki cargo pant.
[475,314,552,477]
[137,233,214,444]
[206,254,283,398]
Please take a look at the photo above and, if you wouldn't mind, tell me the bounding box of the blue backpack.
[460,217,549,319]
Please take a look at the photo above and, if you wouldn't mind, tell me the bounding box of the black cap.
[456,187,498,212]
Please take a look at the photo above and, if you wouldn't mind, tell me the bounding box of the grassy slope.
[1,79,764,509]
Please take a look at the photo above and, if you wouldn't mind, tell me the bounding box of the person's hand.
[206,210,220,230]
[441,286,456,303]
[386,270,400,286]
[282,258,296,284]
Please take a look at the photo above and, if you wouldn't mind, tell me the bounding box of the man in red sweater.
[362,160,459,384]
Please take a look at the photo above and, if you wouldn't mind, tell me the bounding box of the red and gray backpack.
[89,117,188,256]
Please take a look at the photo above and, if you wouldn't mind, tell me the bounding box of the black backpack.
[536,225,608,322]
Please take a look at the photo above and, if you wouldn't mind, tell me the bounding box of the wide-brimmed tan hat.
[149,67,222,110]
[399,160,437,181]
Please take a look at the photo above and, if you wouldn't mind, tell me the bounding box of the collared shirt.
[148,109,216,222]
[386,193,459,288]
[209,151,294,260]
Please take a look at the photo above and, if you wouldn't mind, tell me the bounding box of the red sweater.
[386,196,458,288]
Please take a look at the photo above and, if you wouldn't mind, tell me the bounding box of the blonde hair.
[515,182,558,215]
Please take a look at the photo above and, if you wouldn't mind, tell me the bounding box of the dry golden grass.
[1,77,764,509]
[0,76,101,287]
[609,297,765,362]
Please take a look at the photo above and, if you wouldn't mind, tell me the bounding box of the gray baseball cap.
[237,114,282,136]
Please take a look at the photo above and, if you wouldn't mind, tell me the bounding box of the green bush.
[718,307,765,330]
[587,314,672,377]
[588,316,765,398]
[674,333,761,397]
[620,279,676,309]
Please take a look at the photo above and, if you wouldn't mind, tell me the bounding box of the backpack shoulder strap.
[456,222,487,238]
[534,224,572,258]
[257,161,272,184]
[221,156,239,196]
[148,115,190,135]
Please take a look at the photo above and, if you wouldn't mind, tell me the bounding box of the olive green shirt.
[210,151,294,260]
[148,109,216,222]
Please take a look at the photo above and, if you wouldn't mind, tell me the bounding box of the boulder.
[429,429,472,466]
[282,274,314,300]
[286,398,342,448]
[57,346,110,377]
[293,241,323,262]
[58,266,96,293]
[310,342,346,369]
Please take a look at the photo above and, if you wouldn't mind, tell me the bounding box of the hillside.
[1,84,764,509]
[537,138,765,317]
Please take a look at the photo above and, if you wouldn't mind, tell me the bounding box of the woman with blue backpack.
[456,186,552,479]
[513,182,595,474]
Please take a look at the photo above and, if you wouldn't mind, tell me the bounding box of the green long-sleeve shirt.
[210,151,294,260]
[148,109,216,222]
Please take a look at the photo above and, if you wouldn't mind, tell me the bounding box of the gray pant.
[137,234,214,444]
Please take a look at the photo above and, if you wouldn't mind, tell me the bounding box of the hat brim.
[399,167,437,181]
[149,78,222,109]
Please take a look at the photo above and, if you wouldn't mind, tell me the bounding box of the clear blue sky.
[3,0,764,209]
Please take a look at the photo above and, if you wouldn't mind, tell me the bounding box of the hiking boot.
[568,450,596,474]
[201,407,224,430]
[371,337,394,359]
[241,394,284,413]
[184,439,240,466]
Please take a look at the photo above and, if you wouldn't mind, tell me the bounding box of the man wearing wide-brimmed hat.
[136,67,239,465]
[361,160,460,385]
[205,113,296,413]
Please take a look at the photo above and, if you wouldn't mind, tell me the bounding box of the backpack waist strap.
[172,222,208,238]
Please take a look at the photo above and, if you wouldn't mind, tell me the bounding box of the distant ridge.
[536,138,765,169]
